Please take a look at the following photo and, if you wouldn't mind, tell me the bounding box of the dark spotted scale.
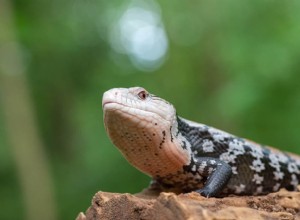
[171,117,300,196]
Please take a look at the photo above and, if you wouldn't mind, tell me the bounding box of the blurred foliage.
[1,0,300,219]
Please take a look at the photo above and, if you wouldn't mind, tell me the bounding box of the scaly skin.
[102,87,300,197]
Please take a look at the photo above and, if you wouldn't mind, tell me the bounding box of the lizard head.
[102,87,176,125]
[102,87,190,176]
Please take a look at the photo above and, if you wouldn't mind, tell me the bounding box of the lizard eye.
[137,90,148,100]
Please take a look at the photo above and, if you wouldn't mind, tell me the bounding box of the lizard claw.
[196,187,212,198]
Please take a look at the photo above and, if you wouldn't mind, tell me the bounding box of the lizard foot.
[196,187,214,198]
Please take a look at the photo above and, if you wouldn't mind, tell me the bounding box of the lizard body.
[102,87,300,197]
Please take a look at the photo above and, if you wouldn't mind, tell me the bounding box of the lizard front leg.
[190,157,232,197]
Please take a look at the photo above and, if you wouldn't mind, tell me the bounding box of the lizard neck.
[104,107,191,177]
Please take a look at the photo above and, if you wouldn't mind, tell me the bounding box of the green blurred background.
[1,0,300,219]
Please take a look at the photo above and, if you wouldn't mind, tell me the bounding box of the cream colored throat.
[104,107,190,177]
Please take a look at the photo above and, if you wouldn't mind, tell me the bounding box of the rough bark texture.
[77,187,300,220]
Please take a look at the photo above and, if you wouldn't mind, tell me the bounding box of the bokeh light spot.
[109,1,168,72]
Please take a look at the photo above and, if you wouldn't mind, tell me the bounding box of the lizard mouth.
[103,100,171,125]
[102,101,113,107]
[102,101,126,109]
[102,91,127,109]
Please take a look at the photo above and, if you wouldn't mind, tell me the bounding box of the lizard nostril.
[115,92,118,96]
